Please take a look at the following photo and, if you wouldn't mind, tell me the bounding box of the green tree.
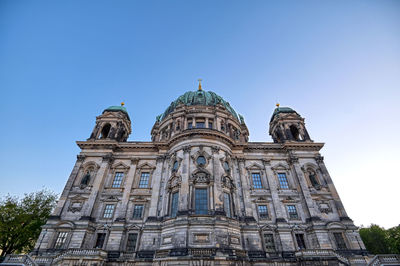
[387,225,400,254]
[359,224,391,254]
[0,190,57,256]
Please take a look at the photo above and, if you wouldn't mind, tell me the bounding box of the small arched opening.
[290,125,302,141]
[99,123,111,139]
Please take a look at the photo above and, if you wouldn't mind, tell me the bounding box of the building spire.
[198,78,203,91]
[121,102,125,106]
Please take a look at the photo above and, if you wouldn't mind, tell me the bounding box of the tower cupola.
[89,103,132,142]
[269,105,311,143]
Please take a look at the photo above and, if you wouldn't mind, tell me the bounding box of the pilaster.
[82,154,113,217]
[53,155,85,216]
[148,155,165,217]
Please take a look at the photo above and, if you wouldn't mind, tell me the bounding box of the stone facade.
[29,88,370,265]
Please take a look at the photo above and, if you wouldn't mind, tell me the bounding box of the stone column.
[232,159,245,217]
[53,155,85,216]
[237,158,253,217]
[82,154,113,217]
[148,155,165,217]
[179,146,191,213]
[315,155,349,219]
[157,155,170,217]
[212,146,223,213]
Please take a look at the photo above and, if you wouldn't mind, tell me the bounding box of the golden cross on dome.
[197,78,203,91]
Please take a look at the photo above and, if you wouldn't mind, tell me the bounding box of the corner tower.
[269,105,311,143]
[89,104,131,142]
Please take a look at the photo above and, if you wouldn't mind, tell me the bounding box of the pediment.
[56,221,75,229]
[112,161,130,169]
[137,162,156,170]
[68,194,88,201]
[246,162,264,170]
[326,222,346,230]
[271,163,289,171]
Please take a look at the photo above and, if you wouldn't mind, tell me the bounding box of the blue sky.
[0,0,399,228]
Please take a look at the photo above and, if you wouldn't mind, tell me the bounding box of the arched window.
[190,170,212,215]
[100,123,111,139]
[223,192,232,218]
[170,191,179,218]
[194,188,208,215]
[290,125,302,141]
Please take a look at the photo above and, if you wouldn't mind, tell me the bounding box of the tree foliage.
[0,190,57,256]
[360,224,400,255]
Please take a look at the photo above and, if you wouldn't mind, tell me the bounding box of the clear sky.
[0,0,399,228]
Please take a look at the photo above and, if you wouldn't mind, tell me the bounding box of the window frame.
[132,204,144,219]
[138,172,150,188]
[170,191,179,218]
[223,192,232,218]
[295,233,307,250]
[194,187,209,215]
[103,204,115,219]
[251,172,263,189]
[287,205,299,220]
[94,232,107,249]
[263,233,276,252]
[111,171,124,188]
[278,172,289,189]
[125,232,138,252]
[333,232,347,250]
[257,205,269,219]
[54,231,69,249]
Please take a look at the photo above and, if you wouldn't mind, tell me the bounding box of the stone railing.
[32,256,53,265]
[52,249,107,264]
[189,248,216,257]
[295,249,349,265]
[2,254,37,266]
[368,254,400,266]
[154,249,169,258]
[120,252,136,260]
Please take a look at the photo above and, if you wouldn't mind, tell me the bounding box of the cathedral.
[26,84,372,265]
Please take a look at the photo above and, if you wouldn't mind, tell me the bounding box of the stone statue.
[80,171,91,187]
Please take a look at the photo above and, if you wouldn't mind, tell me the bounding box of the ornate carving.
[237,158,245,164]
[68,201,83,213]
[211,146,220,154]
[221,176,235,190]
[191,171,211,184]
[288,154,298,164]
[168,175,182,190]
[131,158,139,165]
[183,145,191,153]
[102,153,114,164]
[318,201,332,214]
[156,155,166,163]
[315,154,324,163]
[77,155,86,162]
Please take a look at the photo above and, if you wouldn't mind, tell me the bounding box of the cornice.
[76,139,324,152]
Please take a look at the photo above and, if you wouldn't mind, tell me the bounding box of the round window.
[196,156,206,166]
[172,160,179,171]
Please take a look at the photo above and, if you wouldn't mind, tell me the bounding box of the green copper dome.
[103,105,130,120]
[157,90,242,122]
[270,107,297,122]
